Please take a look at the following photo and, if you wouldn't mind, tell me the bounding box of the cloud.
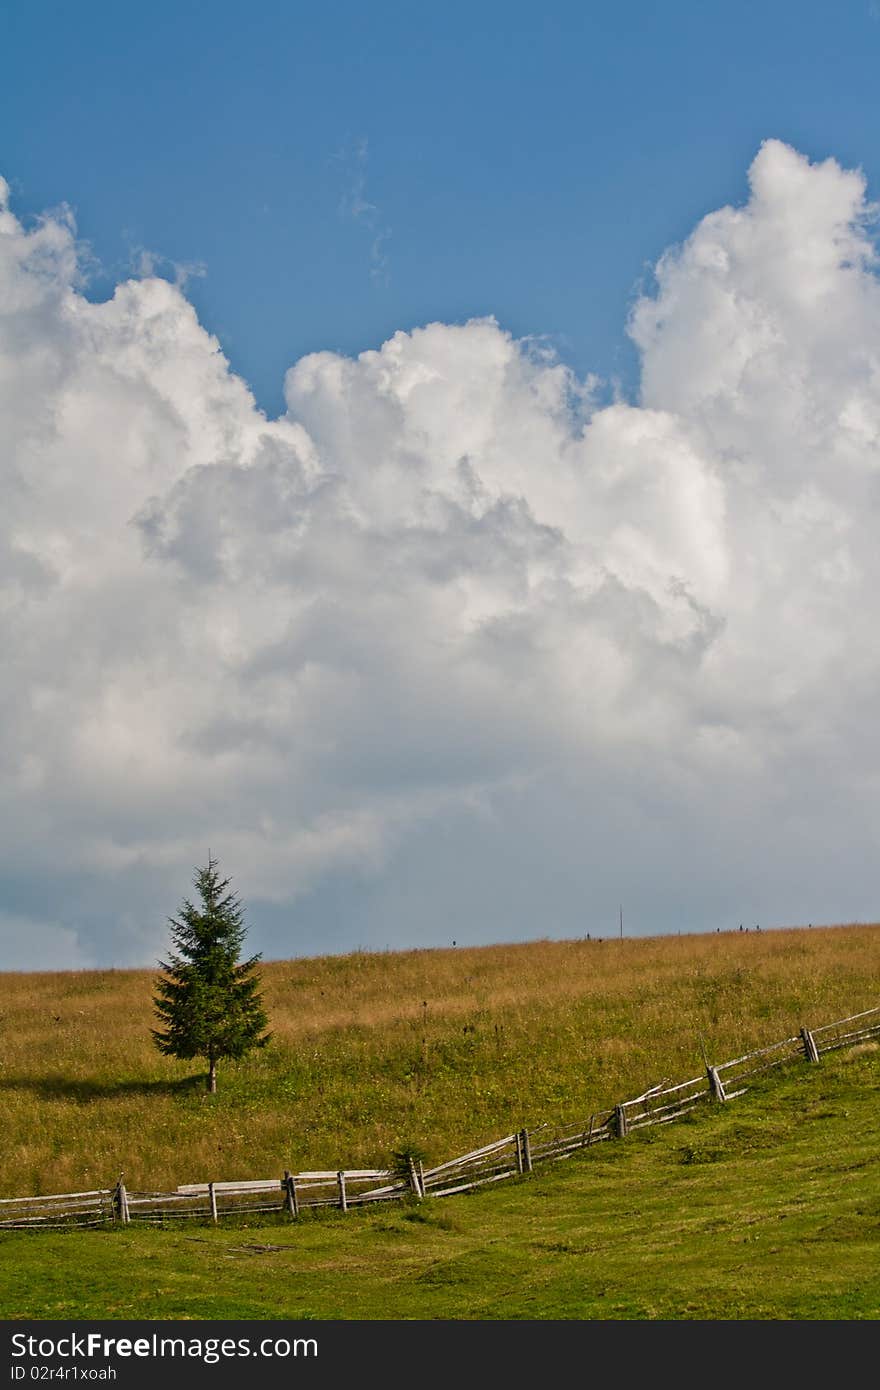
[128,244,207,291]
[2,139,880,969]
[335,135,392,285]
[0,914,94,971]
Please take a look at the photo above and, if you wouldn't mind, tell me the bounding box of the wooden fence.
[0,1188,114,1231]
[2,1003,877,1230]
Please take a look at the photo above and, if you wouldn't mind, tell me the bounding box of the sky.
[2,2,880,969]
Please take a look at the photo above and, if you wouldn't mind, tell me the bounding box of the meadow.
[2,1044,879,1320]
[0,922,877,1198]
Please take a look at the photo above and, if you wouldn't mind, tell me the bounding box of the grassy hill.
[2,1043,878,1320]
[1,922,877,1198]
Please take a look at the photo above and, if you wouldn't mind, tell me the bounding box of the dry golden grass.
[0,922,877,1198]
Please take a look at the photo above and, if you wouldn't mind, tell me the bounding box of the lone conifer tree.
[152,857,270,1092]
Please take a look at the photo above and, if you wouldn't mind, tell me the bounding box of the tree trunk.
[207,1059,217,1093]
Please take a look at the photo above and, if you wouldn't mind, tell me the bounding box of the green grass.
[1,923,877,1197]
[3,925,877,1322]
[3,1045,878,1321]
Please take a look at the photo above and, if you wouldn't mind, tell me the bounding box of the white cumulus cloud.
[2,138,880,968]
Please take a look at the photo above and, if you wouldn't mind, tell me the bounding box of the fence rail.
[3,1003,878,1229]
[0,1189,113,1230]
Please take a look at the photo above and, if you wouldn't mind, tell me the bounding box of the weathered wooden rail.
[0,1188,114,1230]
[3,1003,877,1229]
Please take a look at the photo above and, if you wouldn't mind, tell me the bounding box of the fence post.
[417,1159,427,1198]
[801,1027,820,1063]
[337,1171,348,1213]
[583,1114,595,1148]
[515,1131,524,1174]
[707,1066,727,1102]
[114,1179,130,1224]
[283,1170,299,1218]
[208,1181,218,1224]
[520,1127,532,1173]
[407,1156,422,1200]
[614,1104,628,1138]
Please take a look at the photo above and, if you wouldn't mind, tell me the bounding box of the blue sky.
[3,3,880,968]
[4,1,879,416]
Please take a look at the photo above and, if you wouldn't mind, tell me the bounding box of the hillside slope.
[2,1043,878,1320]
[1,922,877,1196]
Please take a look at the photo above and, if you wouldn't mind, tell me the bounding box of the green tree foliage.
[152,857,271,1092]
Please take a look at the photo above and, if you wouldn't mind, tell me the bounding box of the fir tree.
[152,857,270,1092]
